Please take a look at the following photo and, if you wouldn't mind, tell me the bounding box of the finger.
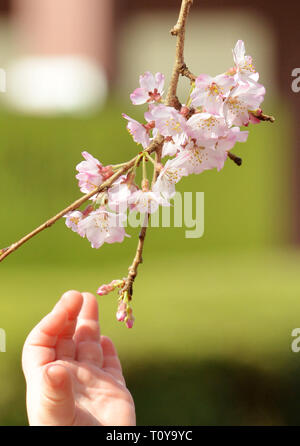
[101,336,124,383]
[54,290,84,339]
[35,364,75,426]
[22,305,68,373]
[54,291,83,359]
[23,291,83,372]
[75,292,100,342]
[75,293,102,366]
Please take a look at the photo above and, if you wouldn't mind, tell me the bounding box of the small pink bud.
[125,317,134,329]
[97,279,124,296]
[125,307,135,329]
[116,302,127,321]
[97,284,114,296]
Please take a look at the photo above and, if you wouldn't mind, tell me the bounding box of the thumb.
[39,364,75,425]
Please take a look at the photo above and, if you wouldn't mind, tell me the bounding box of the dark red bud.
[100,165,114,180]
[82,205,94,217]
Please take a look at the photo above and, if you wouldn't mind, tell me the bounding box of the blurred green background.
[0,0,300,427]
[1,97,300,426]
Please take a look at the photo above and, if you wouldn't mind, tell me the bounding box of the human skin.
[22,290,136,426]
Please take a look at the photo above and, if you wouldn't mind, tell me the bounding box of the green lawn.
[1,248,300,425]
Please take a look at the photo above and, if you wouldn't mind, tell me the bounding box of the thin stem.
[142,156,147,183]
[0,0,193,268]
[112,162,128,169]
[0,136,163,262]
[186,81,195,107]
[144,152,157,168]
[121,0,193,299]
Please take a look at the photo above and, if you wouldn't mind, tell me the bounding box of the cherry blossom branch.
[179,63,196,83]
[121,0,193,299]
[0,136,163,263]
[165,0,193,107]
[0,0,193,266]
[122,143,163,299]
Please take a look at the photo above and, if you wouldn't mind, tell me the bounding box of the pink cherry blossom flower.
[76,151,104,194]
[108,174,138,212]
[223,81,265,127]
[145,104,188,139]
[187,113,227,144]
[162,133,186,158]
[130,71,165,105]
[216,126,249,152]
[122,113,150,149]
[182,140,228,174]
[78,207,128,249]
[190,73,234,114]
[153,152,188,200]
[128,189,162,214]
[64,210,85,237]
[232,40,259,83]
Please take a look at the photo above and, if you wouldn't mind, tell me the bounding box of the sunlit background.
[0,0,300,426]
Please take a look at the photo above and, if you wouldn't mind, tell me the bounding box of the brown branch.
[250,110,275,123]
[0,136,163,262]
[123,215,149,299]
[228,152,242,166]
[122,142,163,298]
[0,0,193,266]
[165,0,193,107]
[179,63,196,82]
[122,0,193,298]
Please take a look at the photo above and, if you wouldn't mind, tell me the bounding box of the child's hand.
[22,290,136,426]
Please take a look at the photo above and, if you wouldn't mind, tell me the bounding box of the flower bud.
[97,278,124,296]
[116,301,127,321]
[97,284,114,296]
[125,307,135,329]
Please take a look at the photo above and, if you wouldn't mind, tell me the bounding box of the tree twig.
[0,0,193,266]
[122,142,163,298]
[122,0,193,298]
[179,63,196,82]
[228,152,242,166]
[165,0,193,108]
[0,137,163,262]
[250,110,275,123]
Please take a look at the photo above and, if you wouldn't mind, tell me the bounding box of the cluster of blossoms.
[64,40,267,328]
